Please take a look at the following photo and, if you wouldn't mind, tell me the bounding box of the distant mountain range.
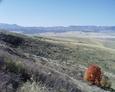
[0,23,115,35]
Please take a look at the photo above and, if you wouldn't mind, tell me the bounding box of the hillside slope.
[0,31,115,92]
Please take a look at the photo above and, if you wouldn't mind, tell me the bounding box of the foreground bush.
[17,81,49,92]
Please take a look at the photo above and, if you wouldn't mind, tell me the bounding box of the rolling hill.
[0,31,115,92]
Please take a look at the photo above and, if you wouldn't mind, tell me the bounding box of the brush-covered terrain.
[0,31,115,92]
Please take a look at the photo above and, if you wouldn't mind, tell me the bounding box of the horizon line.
[0,23,115,28]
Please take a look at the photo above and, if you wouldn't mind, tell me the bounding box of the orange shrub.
[84,64,102,86]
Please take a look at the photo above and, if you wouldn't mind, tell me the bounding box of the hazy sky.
[0,0,115,26]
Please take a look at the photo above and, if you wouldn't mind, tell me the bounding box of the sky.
[0,0,115,27]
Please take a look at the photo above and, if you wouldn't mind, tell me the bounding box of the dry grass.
[17,81,49,92]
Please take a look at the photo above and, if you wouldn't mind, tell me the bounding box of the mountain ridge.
[0,23,115,35]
